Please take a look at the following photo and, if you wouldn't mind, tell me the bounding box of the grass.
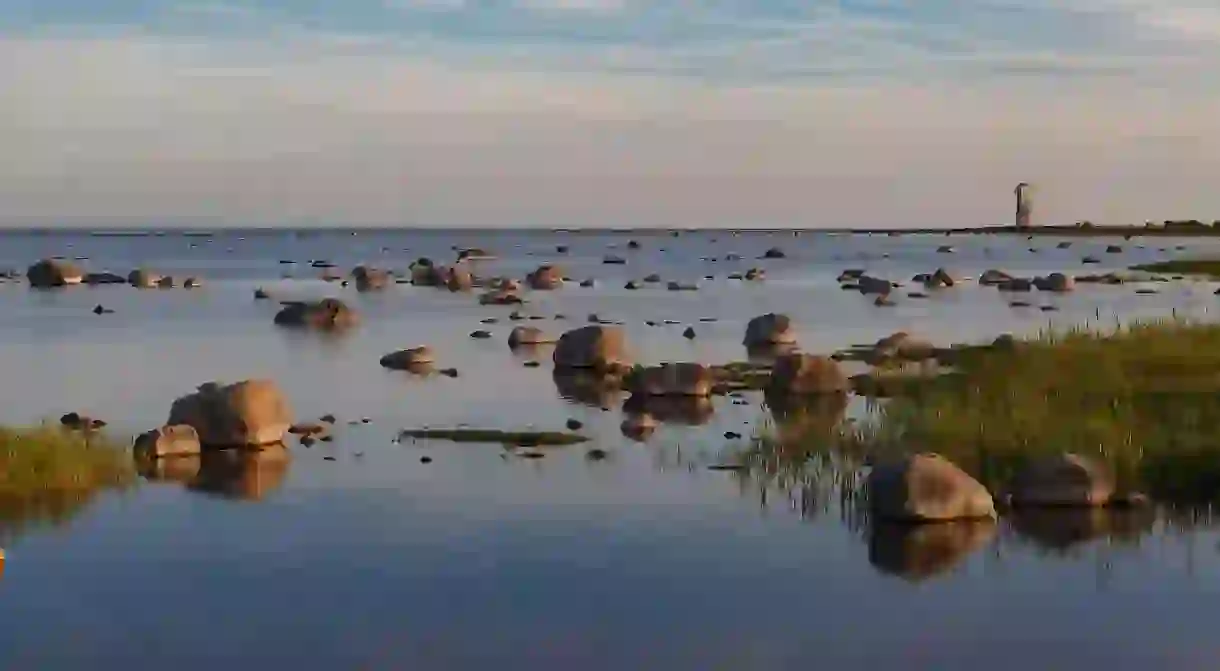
[0,424,136,541]
[734,319,1220,505]
[1130,258,1220,278]
[398,428,589,446]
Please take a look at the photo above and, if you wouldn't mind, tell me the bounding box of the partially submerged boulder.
[133,425,202,459]
[273,298,358,330]
[978,269,1014,286]
[380,346,436,370]
[527,264,564,290]
[553,325,629,371]
[128,268,161,288]
[868,453,997,522]
[770,354,848,394]
[626,363,713,397]
[508,326,555,347]
[84,272,126,286]
[27,259,83,288]
[352,265,390,291]
[167,379,293,448]
[442,265,474,292]
[857,275,893,295]
[743,313,796,348]
[1007,453,1118,507]
[479,289,523,306]
[1035,272,1074,293]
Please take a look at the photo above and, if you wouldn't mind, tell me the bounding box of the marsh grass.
[737,319,1220,505]
[1129,259,1220,278]
[0,424,135,540]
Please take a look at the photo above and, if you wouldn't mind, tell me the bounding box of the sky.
[2,1,1219,228]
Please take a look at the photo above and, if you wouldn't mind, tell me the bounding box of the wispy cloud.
[0,1,1218,227]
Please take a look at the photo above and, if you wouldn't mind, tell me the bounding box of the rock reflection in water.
[142,448,290,501]
[622,394,714,425]
[745,343,798,366]
[552,369,623,409]
[764,390,849,447]
[869,520,997,583]
[1010,507,1156,554]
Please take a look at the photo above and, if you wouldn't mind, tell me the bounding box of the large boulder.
[167,380,293,448]
[128,268,161,288]
[626,363,713,397]
[1007,453,1116,507]
[1036,272,1074,293]
[27,259,83,288]
[770,354,848,394]
[273,298,358,330]
[553,325,629,371]
[133,425,202,459]
[743,313,797,348]
[441,265,474,292]
[352,265,390,291]
[868,453,997,522]
[410,259,440,286]
[526,265,564,290]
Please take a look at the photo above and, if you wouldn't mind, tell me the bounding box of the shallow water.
[1,229,1220,670]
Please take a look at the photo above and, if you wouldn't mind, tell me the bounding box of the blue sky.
[2,0,1218,226]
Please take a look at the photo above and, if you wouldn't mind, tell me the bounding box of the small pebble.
[586,448,609,461]
[323,456,337,462]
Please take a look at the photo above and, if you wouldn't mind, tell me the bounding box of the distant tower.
[1014,182,1032,228]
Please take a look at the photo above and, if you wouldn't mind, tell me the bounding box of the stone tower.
[1014,182,1032,228]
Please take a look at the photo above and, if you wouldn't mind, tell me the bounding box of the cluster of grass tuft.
[1130,258,1220,278]
[738,319,1220,504]
[0,425,135,540]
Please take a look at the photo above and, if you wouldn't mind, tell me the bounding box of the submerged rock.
[28,259,84,288]
[743,313,797,348]
[868,453,997,522]
[133,425,202,459]
[1007,453,1120,507]
[167,379,293,448]
[273,298,358,330]
[380,346,436,370]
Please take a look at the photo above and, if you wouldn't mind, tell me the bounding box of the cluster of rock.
[26,259,201,290]
[979,269,1074,292]
[868,452,1142,523]
[135,379,294,460]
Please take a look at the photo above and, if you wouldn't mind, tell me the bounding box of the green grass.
[1130,258,1220,278]
[0,425,136,541]
[736,319,1220,504]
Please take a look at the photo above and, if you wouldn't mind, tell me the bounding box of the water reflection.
[1009,508,1156,554]
[744,343,798,365]
[868,520,997,583]
[552,369,622,409]
[141,447,291,501]
[764,390,849,446]
[622,395,714,425]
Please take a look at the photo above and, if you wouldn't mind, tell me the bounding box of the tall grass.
[739,319,1220,504]
[1130,259,1220,278]
[0,425,135,541]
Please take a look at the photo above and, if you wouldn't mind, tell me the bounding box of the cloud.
[0,1,1218,227]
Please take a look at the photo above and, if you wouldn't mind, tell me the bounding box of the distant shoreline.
[0,223,1217,237]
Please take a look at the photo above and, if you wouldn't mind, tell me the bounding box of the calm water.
[2,229,1220,670]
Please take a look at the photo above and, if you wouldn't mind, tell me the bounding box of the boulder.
[527,265,564,290]
[273,298,358,330]
[762,247,786,259]
[872,332,936,362]
[857,275,893,295]
[743,313,797,347]
[744,267,765,281]
[184,277,202,289]
[770,354,848,394]
[167,379,293,448]
[352,265,390,291]
[27,259,83,288]
[442,265,474,292]
[837,269,866,283]
[928,268,955,288]
[1008,453,1117,507]
[479,289,523,306]
[380,346,436,370]
[508,326,555,347]
[997,278,1033,292]
[84,272,126,286]
[554,325,629,371]
[868,453,997,522]
[133,425,202,459]
[410,259,440,286]
[978,269,1014,286]
[156,276,175,289]
[626,363,713,397]
[128,268,161,288]
[1040,272,1074,293]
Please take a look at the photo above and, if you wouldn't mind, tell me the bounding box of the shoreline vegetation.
[738,319,1220,506]
[1129,259,1220,278]
[0,425,135,541]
